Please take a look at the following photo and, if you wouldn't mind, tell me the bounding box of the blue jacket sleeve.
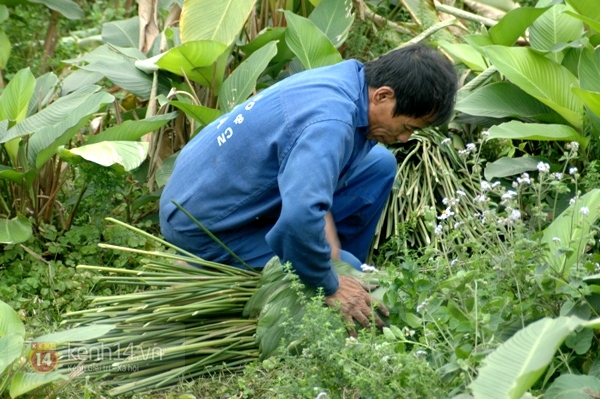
[265,120,354,296]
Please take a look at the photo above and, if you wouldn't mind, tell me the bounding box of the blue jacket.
[160,60,376,295]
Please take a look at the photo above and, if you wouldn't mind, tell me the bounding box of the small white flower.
[517,172,531,185]
[580,207,590,216]
[566,141,579,151]
[453,221,464,229]
[416,301,428,313]
[481,130,489,137]
[537,162,550,173]
[441,138,451,145]
[481,181,492,192]
[434,224,443,236]
[474,194,488,203]
[403,326,415,337]
[438,208,455,220]
[553,172,563,180]
[466,143,476,151]
[360,264,378,272]
[442,197,459,207]
[509,209,521,221]
[569,167,578,175]
[502,190,518,200]
[414,350,427,358]
[492,181,501,188]
[456,190,466,197]
[552,237,561,243]
[570,196,578,205]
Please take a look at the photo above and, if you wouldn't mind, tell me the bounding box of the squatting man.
[159,43,458,334]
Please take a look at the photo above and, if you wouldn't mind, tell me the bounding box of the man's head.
[364,44,458,144]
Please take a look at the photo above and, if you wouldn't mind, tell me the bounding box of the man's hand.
[325,275,390,337]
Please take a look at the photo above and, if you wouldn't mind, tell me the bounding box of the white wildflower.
[566,141,579,151]
[570,196,578,205]
[517,172,531,185]
[474,194,489,203]
[414,350,428,358]
[438,208,455,220]
[453,221,464,229]
[502,190,518,200]
[569,167,578,175]
[481,181,492,192]
[442,197,459,207]
[360,264,378,273]
[492,181,501,188]
[509,209,521,221]
[580,207,590,216]
[536,162,550,173]
[434,224,443,236]
[481,130,489,137]
[456,190,466,197]
[403,326,415,337]
[466,143,476,151]
[416,301,428,313]
[553,172,563,180]
[441,138,451,145]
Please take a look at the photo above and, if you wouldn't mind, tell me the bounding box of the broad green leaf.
[85,112,177,144]
[565,0,600,26]
[456,82,561,121]
[61,141,149,171]
[564,11,600,33]
[219,42,277,112]
[487,121,589,148]
[489,7,549,46]
[9,372,66,398]
[28,92,114,169]
[0,299,25,337]
[284,11,342,70]
[0,29,10,69]
[579,47,600,92]
[102,16,139,48]
[0,166,35,185]
[0,215,32,245]
[309,0,354,49]
[169,101,222,126]
[542,189,600,277]
[484,46,583,128]
[529,5,583,56]
[156,40,228,88]
[484,156,542,181]
[0,68,35,123]
[2,85,102,143]
[438,41,488,71]
[59,69,104,96]
[34,324,115,345]
[470,316,594,399]
[239,27,294,64]
[28,72,58,116]
[29,0,83,19]
[180,0,256,45]
[572,87,600,118]
[0,334,23,375]
[545,374,600,399]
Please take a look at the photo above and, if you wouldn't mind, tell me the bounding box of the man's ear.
[372,86,395,104]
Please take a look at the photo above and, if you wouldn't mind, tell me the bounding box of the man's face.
[366,86,431,145]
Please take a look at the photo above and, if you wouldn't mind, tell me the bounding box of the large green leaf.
[565,0,600,27]
[0,215,32,245]
[0,166,34,185]
[180,0,255,45]
[529,4,583,56]
[308,0,354,49]
[484,156,542,181]
[0,68,35,123]
[28,91,114,169]
[487,120,588,148]
[579,47,600,92]
[0,299,25,337]
[29,0,83,19]
[0,334,23,375]
[155,151,178,188]
[102,16,139,48]
[456,82,560,121]
[470,316,600,399]
[85,112,177,145]
[0,4,7,22]
[438,42,488,71]
[155,40,228,87]
[484,46,583,128]
[239,27,294,64]
[169,101,222,127]
[541,189,600,277]
[60,141,149,171]
[219,42,277,113]
[489,7,549,46]
[28,72,58,117]
[2,86,103,143]
[0,29,10,69]
[284,11,342,70]
[545,374,600,399]
[572,87,600,118]
[9,372,66,398]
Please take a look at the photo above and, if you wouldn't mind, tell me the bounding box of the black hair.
[364,44,458,126]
